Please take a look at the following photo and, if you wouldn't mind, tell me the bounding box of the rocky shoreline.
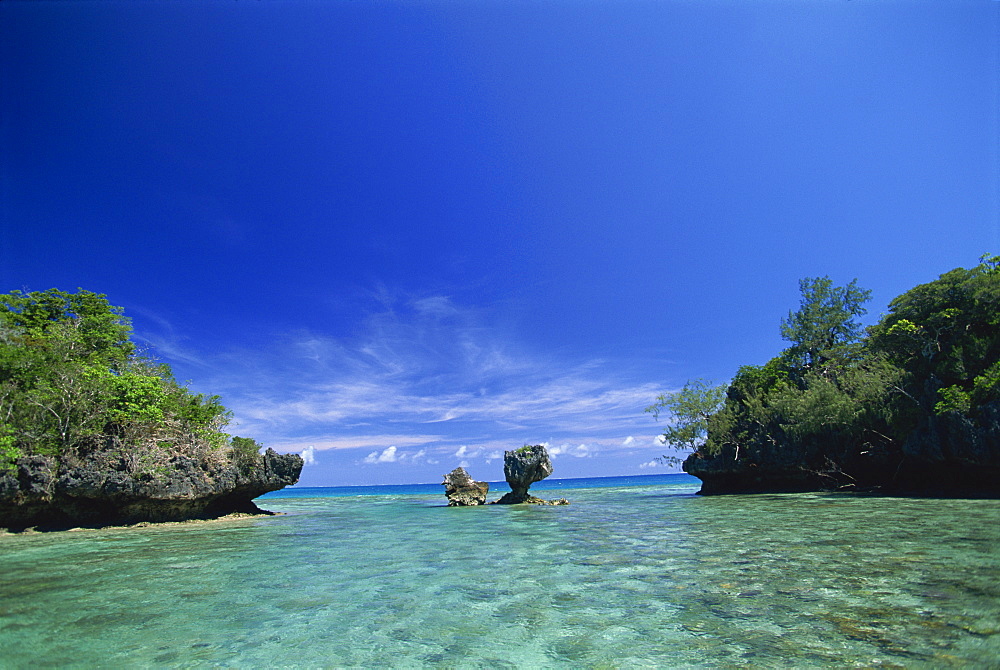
[0,448,303,531]
[683,402,1000,497]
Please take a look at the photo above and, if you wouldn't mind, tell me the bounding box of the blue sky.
[2,1,997,486]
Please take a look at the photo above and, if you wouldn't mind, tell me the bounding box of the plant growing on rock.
[0,288,244,469]
[653,255,1000,495]
[645,379,727,462]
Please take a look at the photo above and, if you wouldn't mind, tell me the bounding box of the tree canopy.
[646,379,726,462]
[779,276,871,370]
[0,288,256,472]
[651,256,1000,491]
[868,254,1000,415]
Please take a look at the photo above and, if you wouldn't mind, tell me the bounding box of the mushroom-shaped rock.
[492,444,567,505]
[442,467,489,506]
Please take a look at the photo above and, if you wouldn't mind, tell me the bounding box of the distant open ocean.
[2,473,998,667]
[259,472,698,499]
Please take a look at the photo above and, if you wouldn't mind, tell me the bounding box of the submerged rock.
[442,467,489,506]
[0,448,303,530]
[492,445,568,505]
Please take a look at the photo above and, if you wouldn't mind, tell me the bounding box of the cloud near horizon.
[362,446,434,465]
[546,442,596,458]
[364,446,398,463]
[141,290,679,482]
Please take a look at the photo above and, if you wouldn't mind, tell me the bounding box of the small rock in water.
[442,467,489,506]
[492,444,568,505]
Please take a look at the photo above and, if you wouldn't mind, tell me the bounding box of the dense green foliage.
[654,256,1000,486]
[867,255,1000,417]
[780,276,871,370]
[0,288,260,472]
[645,380,726,462]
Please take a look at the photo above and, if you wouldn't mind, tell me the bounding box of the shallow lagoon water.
[1,476,998,668]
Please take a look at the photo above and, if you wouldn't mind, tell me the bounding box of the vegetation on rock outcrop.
[0,288,259,474]
[650,255,1000,495]
[0,288,301,528]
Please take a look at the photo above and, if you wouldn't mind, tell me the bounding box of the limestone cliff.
[0,447,303,529]
[492,445,568,505]
[679,259,1000,498]
[442,467,489,506]
[684,401,1000,497]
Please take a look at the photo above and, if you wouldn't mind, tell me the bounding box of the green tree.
[673,255,998,494]
[646,379,727,462]
[868,253,1000,417]
[0,288,133,370]
[780,277,872,371]
[0,288,239,466]
[230,436,263,468]
[0,423,19,471]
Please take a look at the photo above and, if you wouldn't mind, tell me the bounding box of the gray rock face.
[682,445,823,495]
[0,448,303,529]
[492,445,567,505]
[503,444,552,496]
[442,467,489,506]
[683,400,1000,496]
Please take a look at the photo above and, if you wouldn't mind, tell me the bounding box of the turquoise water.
[257,473,689,499]
[1,475,998,668]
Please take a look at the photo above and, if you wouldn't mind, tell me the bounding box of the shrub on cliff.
[0,288,256,473]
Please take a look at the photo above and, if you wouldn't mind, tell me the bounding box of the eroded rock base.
[0,448,303,530]
[491,492,568,505]
[442,467,490,506]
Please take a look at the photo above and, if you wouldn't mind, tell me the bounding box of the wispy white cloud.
[638,459,661,469]
[362,445,432,465]
[128,305,216,370]
[154,290,676,477]
[266,434,442,453]
[230,374,661,437]
[548,442,596,458]
[411,295,458,318]
[364,446,398,463]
